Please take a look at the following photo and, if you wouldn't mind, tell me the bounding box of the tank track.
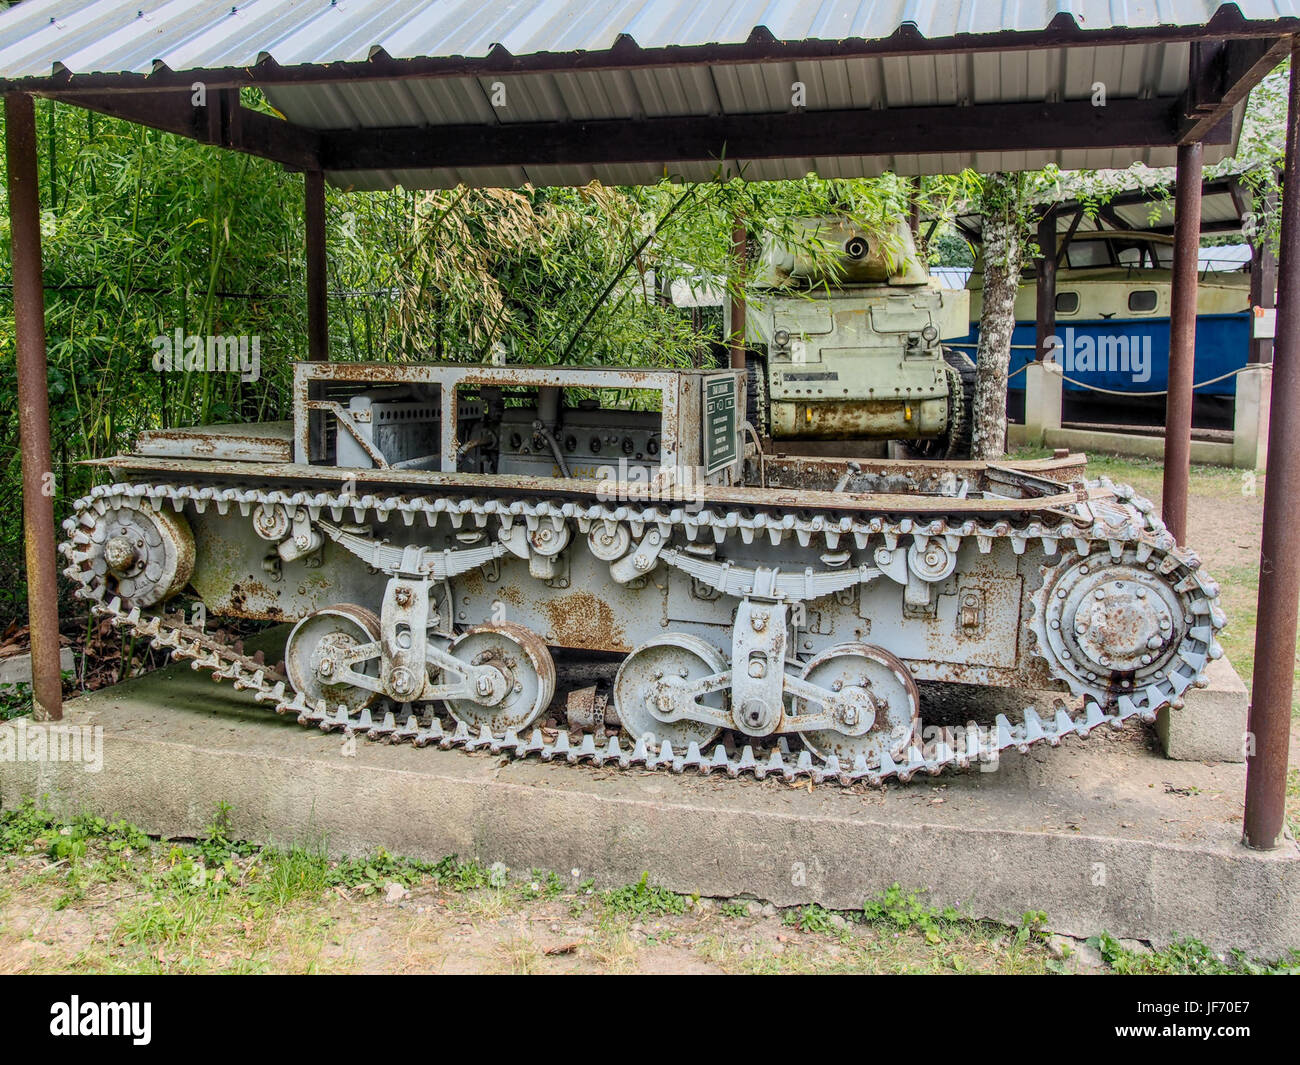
[59,479,1226,788]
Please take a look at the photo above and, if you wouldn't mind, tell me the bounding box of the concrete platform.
[2,652,1297,958]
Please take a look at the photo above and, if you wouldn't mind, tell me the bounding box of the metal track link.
[59,479,1226,788]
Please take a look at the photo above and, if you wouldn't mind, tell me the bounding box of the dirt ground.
[1,452,1297,975]
[0,848,1063,975]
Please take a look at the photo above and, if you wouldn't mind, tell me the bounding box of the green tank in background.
[739,216,975,457]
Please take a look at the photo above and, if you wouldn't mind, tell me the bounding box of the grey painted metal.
[292,360,746,485]
[135,421,294,462]
[54,359,1224,786]
[58,465,1224,786]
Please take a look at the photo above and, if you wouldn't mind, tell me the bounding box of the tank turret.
[740,216,973,455]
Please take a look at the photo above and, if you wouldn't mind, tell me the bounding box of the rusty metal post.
[5,93,62,721]
[1035,208,1057,362]
[305,170,328,361]
[1243,47,1300,850]
[1162,141,1202,545]
[728,218,747,370]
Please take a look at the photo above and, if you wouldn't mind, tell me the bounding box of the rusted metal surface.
[769,396,948,440]
[541,590,629,652]
[135,422,294,462]
[5,92,62,721]
[564,685,618,730]
[1161,139,1203,545]
[305,170,328,361]
[1244,43,1300,850]
[93,452,1106,517]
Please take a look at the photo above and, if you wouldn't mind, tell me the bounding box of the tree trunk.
[971,173,1025,459]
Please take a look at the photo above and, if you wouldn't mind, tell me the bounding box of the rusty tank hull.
[60,362,1224,785]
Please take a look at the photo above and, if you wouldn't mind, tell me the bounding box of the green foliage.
[1087,931,1300,975]
[0,797,150,858]
[0,679,31,719]
[601,871,688,919]
[0,795,59,851]
[195,800,258,866]
[517,868,565,900]
[1013,909,1049,949]
[862,883,961,944]
[781,902,845,936]
[928,229,974,267]
[326,849,441,894]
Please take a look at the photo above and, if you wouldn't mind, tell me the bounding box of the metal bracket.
[379,576,431,701]
[278,508,323,562]
[499,521,569,580]
[958,587,986,636]
[610,528,667,583]
[730,599,788,736]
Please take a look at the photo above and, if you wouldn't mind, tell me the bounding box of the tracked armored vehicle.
[61,360,1224,785]
[740,217,976,457]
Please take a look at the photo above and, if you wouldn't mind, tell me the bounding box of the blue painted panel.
[956,312,1251,396]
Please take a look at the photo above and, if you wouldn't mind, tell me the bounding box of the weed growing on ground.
[0,681,33,720]
[600,872,687,919]
[1087,931,1300,975]
[782,903,846,937]
[862,883,961,944]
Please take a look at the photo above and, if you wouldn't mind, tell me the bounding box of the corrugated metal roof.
[0,0,1294,77]
[0,0,1293,188]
